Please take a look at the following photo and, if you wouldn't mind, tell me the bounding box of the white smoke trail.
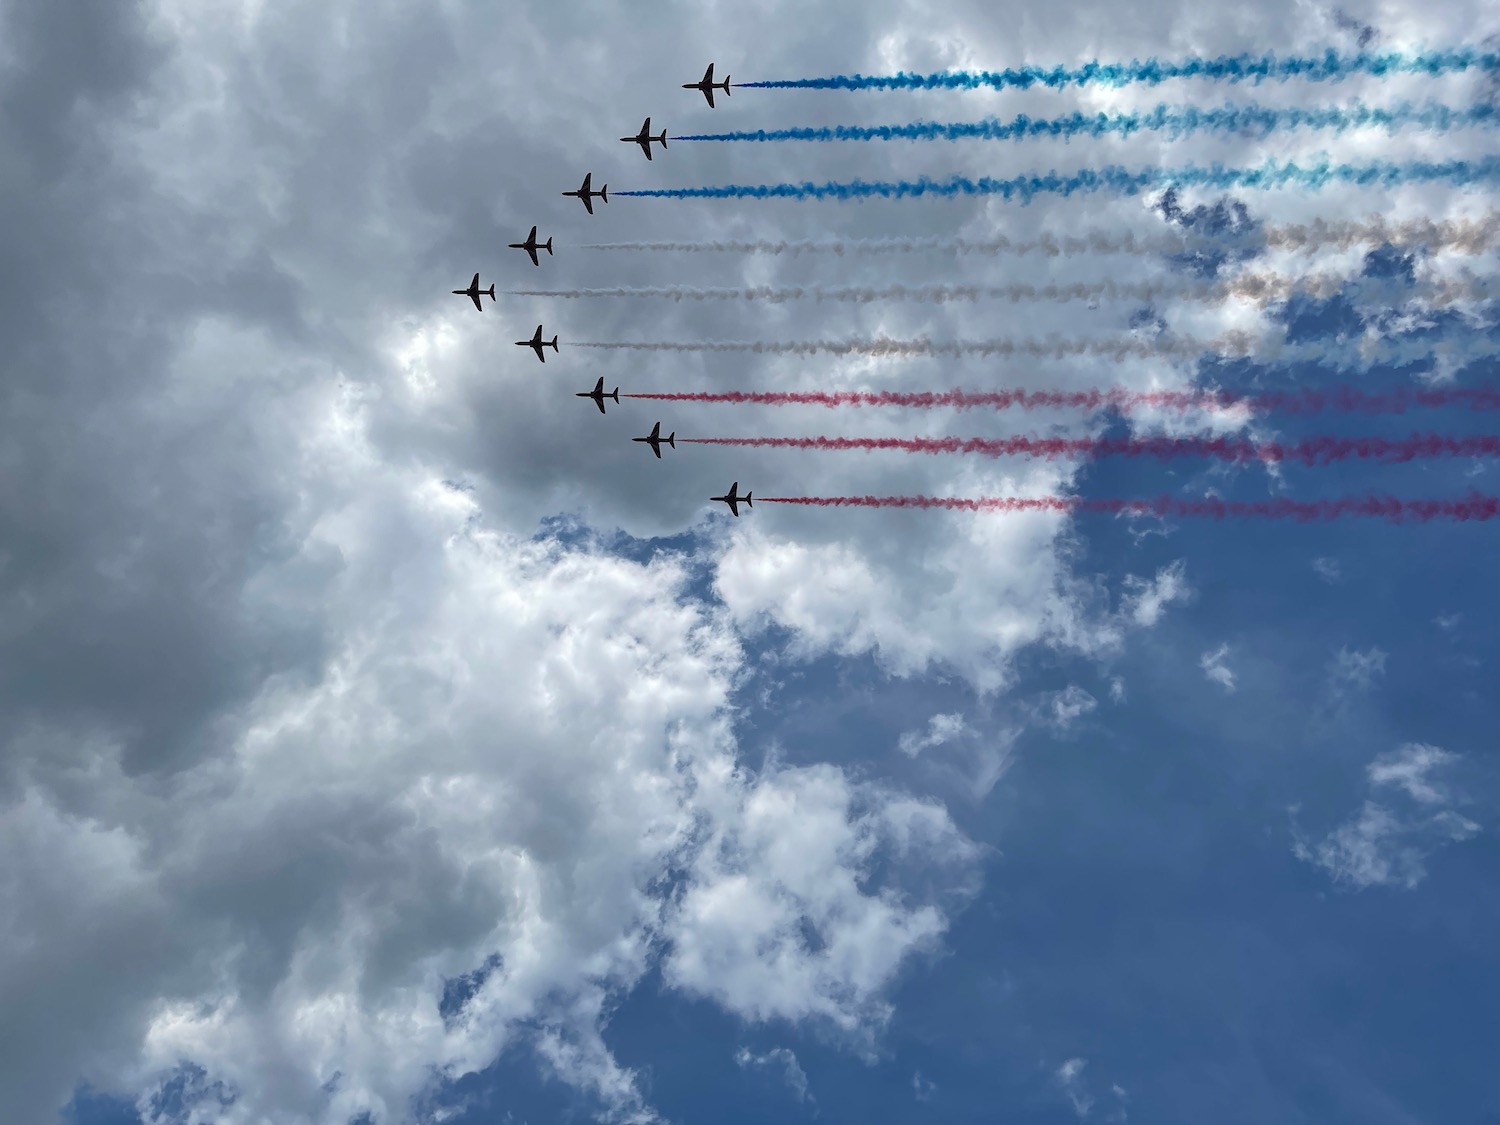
[510,273,1495,308]
[572,330,1498,370]
[577,211,1500,257]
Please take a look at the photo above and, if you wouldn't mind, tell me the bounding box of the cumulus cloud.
[1294,744,1480,890]
[662,765,982,1043]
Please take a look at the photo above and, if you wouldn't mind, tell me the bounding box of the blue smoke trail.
[672,101,1497,144]
[617,157,1500,204]
[735,47,1499,91]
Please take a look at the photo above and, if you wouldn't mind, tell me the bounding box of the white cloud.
[898,712,968,757]
[662,765,982,1045]
[1294,744,1480,891]
[1328,646,1389,694]
[1055,1057,1095,1118]
[1034,685,1100,731]
[1199,644,1237,692]
[1120,560,1193,628]
[1312,557,1342,584]
[1367,743,1458,805]
[735,1047,812,1103]
[912,1071,937,1101]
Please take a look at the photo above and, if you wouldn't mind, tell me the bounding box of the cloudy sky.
[4,0,1498,1123]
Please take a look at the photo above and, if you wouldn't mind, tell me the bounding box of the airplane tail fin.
[549,336,559,349]
[601,186,608,201]
[723,76,731,93]
[667,432,676,448]
[610,388,620,403]
[485,285,495,299]
[745,492,752,507]
[544,239,553,254]
[658,132,668,148]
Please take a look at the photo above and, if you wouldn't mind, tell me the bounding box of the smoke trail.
[579,212,1500,256]
[626,385,1500,413]
[673,101,1497,144]
[756,492,1500,523]
[681,433,1500,464]
[509,274,1495,308]
[616,157,1500,203]
[735,47,1499,92]
[575,330,1500,370]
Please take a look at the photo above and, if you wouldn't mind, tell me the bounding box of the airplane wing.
[582,195,594,214]
[469,292,483,312]
[526,247,539,266]
[470,272,480,289]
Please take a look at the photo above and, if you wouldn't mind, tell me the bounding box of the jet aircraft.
[509,226,553,267]
[710,481,752,516]
[683,63,731,108]
[576,376,621,414]
[453,272,495,311]
[632,421,676,458]
[516,324,559,363]
[620,117,668,160]
[562,172,608,214]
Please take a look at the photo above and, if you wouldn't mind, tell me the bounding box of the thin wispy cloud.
[1200,644,1238,692]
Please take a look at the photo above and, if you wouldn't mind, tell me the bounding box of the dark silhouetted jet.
[633,421,676,458]
[509,226,553,267]
[576,376,620,414]
[683,63,731,108]
[710,480,752,516]
[453,272,495,311]
[621,117,668,160]
[516,324,559,363]
[562,172,607,215]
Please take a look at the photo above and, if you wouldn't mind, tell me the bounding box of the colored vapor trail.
[672,101,1496,144]
[508,274,1494,308]
[624,385,1500,414]
[578,212,1500,256]
[756,493,1500,523]
[575,331,1500,370]
[615,156,1500,203]
[679,434,1500,464]
[735,47,1499,92]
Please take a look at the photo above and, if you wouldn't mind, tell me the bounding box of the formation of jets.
[621,117,668,160]
[455,65,751,514]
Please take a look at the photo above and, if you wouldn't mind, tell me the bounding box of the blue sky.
[5,1,1497,1123]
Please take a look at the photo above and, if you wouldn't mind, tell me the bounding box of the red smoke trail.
[757,493,1500,522]
[627,386,1500,414]
[679,433,1500,464]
